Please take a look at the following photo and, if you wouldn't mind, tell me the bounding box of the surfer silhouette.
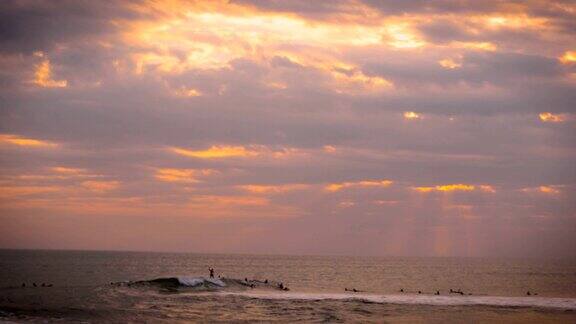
[209,268,215,278]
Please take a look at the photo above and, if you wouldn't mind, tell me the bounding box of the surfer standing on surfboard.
[209,268,215,278]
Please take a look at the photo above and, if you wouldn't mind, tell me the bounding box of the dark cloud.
[363,51,564,87]
[230,0,354,18]
[0,0,146,54]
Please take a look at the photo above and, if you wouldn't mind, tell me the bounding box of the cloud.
[412,184,492,193]
[81,181,120,193]
[31,56,68,88]
[240,184,309,194]
[0,134,57,148]
[521,185,562,195]
[403,111,421,120]
[171,146,260,159]
[0,0,146,54]
[539,112,568,123]
[326,180,393,192]
[560,51,576,64]
[155,168,216,183]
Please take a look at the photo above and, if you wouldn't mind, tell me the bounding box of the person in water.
[209,268,215,278]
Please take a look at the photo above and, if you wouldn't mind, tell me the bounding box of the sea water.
[1,249,575,322]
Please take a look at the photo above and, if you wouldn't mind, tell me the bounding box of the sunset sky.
[1,0,575,257]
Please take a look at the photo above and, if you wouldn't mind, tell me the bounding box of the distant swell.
[220,291,576,310]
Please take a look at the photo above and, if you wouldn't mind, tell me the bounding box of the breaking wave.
[126,276,284,291]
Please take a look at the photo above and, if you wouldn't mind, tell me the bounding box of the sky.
[0,0,575,258]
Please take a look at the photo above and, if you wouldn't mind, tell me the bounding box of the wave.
[128,276,283,291]
[176,277,226,287]
[218,291,576,310]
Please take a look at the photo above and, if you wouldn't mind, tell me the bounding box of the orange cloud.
[479,185,496,193]
[413,184,476,193]
[453,41,497,51]
[52,167,87,175]
[560,51,576,64]
[171,145,258,159]
[121,2,388,75]
[240,184,309,194]
[385,23,426,49]
[323,145,337,153]
[403,111,421,120]
[171,86,202,97]
[32,58,68,88]
[155,168,216,182]
[81,181,120,192]
[0,134,58,148]
[330,67,393,94]
[438,58,461,69]
[522,186,561,195]
[539,112,566,123]
[483,15,548,29]
[0,186,62,198]
[326,180,393,192]
[171,145,302,160]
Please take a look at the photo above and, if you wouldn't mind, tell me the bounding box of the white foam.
[177,277,226,287]
[219,291,576,310]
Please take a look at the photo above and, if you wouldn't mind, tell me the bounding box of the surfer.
[209,268,215,278]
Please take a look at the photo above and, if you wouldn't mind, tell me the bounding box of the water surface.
[1,250,575,322]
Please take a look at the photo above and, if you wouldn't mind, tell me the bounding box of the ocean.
[0,249,575,323]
